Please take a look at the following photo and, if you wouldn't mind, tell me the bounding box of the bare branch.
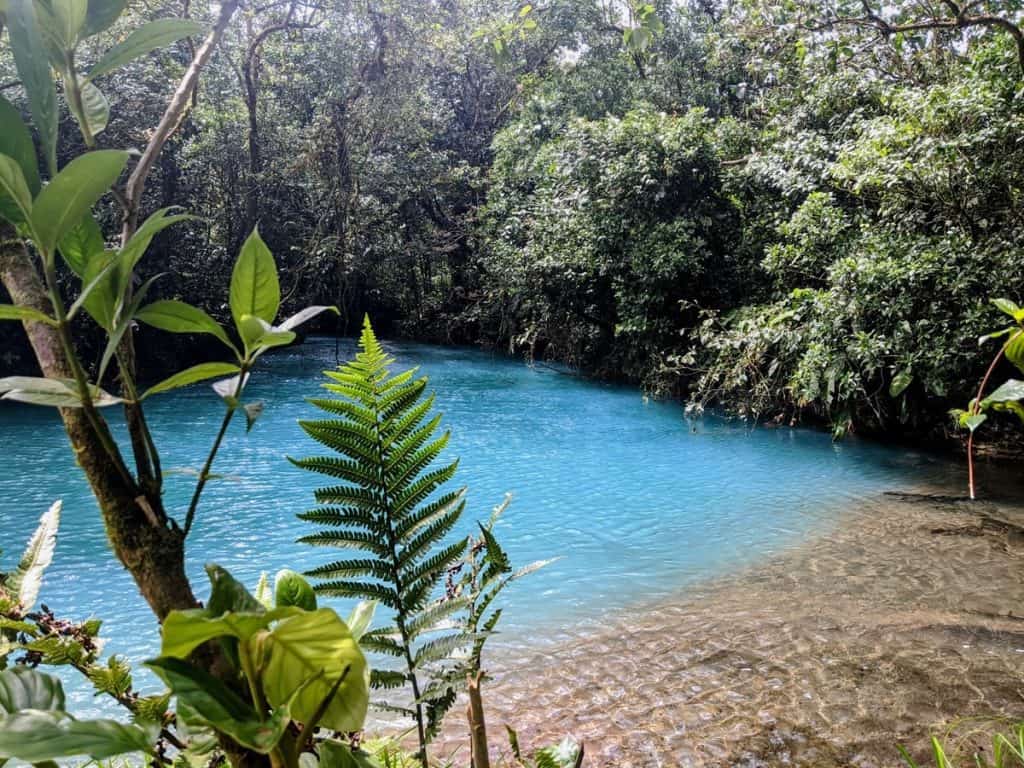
[120,0,241,241]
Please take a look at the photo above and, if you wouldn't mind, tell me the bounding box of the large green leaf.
[87,18,205,81]
[58,214,105,277]
[0,710,157,760]
[80,0,125,37]
[230,228,280,331]
[984,379,1024,405]
[140,363,241,400]
[7,500,61,611]
[77,78,110,136]
[273,569,317,611]
[0,304,57,326]
[118,208,195,274]
[261,608,369,733]
[0,154,34,227]
[318,740,382,768]
[206,564,264,615]
[78,249,118,329]
[0,667,65,713]
[0,95,41,196]
[159,607,300,660]
[145,657,288,754]
[135,299,235,351]
[1006,331,1024,376]
[49,0,88,47]
[278,305,339,332]
[0,376,121,408]
[8,0,59,174]
[31,151,129,257]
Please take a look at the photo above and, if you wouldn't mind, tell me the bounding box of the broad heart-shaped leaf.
[58,214,105,277]
[889,370,913,398]
[0,96,41,196]
[81,0,126,37]
[140,362,241,400]
[7,500,61,611]
[231,228,280,331]
[0,304,57,326]
[159,607,301,659]
[206,564,264,616]
[273,570,317,611]
[87,18,205,81]
[145,657,288,754]
[984,379,1024,405]
[77,77,110,136]
[0,154,34,227]
[261,608,369,733]
[0,710,157,760]
[278,305,339,332]
[0,667,65,713]
[31,151,129,257]
[8,0,59,174]
[136,299,236,352]
[318,740,381,768]
[991,298,1021,319]
[1005,331,1024,376]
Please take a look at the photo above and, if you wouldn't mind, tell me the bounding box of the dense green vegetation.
[3,0,1024,442]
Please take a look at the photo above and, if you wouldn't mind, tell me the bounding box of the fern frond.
[387,435,451,497]
[384,414,442,472]
[370,669,408,689]
[296,507,377,530]
[405,597,470,642]
[400,540,467,598]
[312,485,378,508]
[360,628,405,657]
[412,632,475,669]
[305,558,394,581]
[397,506,463,570]
[290,456,379,486]
[392,461,460,517]
[314,580,401,609]
[297,530,389,557]
[305,397,377,427]
[295,316,471,751]
[380,395,435,446]
[395,490,466,540]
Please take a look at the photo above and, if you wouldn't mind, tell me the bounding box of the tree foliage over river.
[3,0,1024,441]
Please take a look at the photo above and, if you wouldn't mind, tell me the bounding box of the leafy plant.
[293,316,477,766]
[507,729,584,768]
[0,500,60,622]
[0,564,376,768]
[950,298,1024,499]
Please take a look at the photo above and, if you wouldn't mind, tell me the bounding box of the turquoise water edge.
[0,337,953,712]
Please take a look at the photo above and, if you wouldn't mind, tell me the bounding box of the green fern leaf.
[293,316,472,754]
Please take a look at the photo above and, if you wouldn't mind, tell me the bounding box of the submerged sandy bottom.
[455,485,1024,767]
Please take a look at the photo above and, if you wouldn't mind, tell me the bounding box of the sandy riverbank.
[457,486,1024,767]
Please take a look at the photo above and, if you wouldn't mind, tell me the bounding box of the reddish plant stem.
[967,329,1023,500]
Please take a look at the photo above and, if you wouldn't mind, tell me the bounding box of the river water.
[1,337,1019,765]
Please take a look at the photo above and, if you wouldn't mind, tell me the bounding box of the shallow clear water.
[0,337,955,714]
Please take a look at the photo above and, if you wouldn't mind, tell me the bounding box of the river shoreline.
[451,485,1024,767]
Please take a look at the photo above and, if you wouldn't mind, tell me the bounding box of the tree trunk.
[467,672,490,768]
[0,225,198,620]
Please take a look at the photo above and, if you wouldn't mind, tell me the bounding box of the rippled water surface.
[0,338,964,722]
